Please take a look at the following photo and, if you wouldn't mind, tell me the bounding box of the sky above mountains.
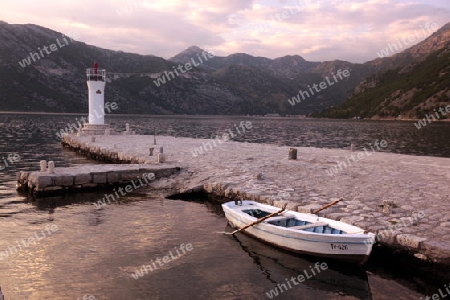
[2,0,450,63]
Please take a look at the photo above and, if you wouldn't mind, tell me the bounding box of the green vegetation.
[317,48,450,119]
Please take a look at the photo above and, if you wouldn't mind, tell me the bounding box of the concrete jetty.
[18,133,450,266]
[17,163,180,196]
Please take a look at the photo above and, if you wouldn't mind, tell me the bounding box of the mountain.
[169,45,205,63]
[171,48,277,75]
[172,52,359,114]
[271,55,320,78]
[211,64,298,114]
[318,23,450,119]
[0,22,174,112]
[318,47,450,119]
[1,21,448,116]
[0,21,359,115]
[170,47,320,78]
[366,23,450,73]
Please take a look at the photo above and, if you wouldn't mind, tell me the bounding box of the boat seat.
[265,215,289,222]
[289,221,329,230]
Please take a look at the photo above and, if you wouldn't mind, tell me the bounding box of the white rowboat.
[222,200,376,264]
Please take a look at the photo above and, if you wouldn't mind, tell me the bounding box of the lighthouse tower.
[82,62,110,135]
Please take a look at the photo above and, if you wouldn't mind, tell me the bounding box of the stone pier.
[19,133,450,266]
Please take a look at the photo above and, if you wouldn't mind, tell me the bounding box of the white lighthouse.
[82,62,110,135]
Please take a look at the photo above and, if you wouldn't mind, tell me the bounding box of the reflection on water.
[0,114,447,299]
[228,225,371,299]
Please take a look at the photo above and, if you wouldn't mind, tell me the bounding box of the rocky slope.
[1,20,449,116]
[318,23,450,119]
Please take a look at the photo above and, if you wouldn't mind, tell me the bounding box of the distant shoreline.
[0,111,449,122]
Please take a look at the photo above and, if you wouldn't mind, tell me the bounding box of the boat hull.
[222,201,375,265]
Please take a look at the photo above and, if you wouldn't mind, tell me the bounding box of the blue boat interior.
[242,209,345,234]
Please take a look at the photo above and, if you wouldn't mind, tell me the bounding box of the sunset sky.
[2,0,450,63]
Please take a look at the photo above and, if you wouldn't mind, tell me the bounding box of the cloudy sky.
[2,0,450,63]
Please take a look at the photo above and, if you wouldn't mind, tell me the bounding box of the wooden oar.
[312,198,343,214]
[223,203,287,235]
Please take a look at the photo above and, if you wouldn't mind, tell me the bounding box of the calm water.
[0,114,449,300]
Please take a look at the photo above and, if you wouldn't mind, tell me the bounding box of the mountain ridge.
[1,20,449,117]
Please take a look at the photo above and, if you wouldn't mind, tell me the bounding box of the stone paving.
[60,134,450,265]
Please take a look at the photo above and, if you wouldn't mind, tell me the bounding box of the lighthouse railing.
[86,68,106,81]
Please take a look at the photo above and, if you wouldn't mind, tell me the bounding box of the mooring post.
[40,160,47,172]
[350,143,356,152]
[47,161,55,174]
[289,148,297,160]
[157,146,164,162]
[149,147,154,156]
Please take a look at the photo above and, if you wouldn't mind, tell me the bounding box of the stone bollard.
[350,143,356,152]
[47,161,55,174]
[159,147,164,154]
[91,137,96,142]
[157,153,165,163]
[126,123,130,132]
[288,148,297,160]
[149,147,154,156]
[40,160,47,172]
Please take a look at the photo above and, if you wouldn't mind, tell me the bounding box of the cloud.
[1,0,450,63]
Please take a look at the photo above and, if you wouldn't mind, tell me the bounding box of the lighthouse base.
[81,124,111,135]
